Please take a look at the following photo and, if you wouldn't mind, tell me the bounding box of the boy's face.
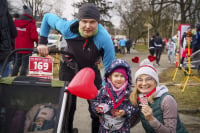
[109,72,126,89]
[79,19,98,37]
[36,118,45,127]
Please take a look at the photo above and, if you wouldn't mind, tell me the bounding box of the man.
[126,38,132,54]
[149,35,155,56]
[0,0,17,77]
[12,5,38,76]
[180,26,193,67]
[119,38,126,54]
[154,33,163,66]
[37,3,115,133]
[192,23,200,53]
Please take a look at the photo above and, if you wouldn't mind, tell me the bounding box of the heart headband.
[132,55,156,63]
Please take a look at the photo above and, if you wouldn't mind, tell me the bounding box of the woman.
[130,59,188,133]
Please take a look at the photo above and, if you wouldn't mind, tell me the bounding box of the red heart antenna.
[132,56,139,63]
[148,55,156,62]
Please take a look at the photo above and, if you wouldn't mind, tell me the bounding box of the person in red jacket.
[12,5,38,76]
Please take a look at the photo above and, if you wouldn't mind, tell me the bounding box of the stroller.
[183,49,200,76]
[0,48,97,133]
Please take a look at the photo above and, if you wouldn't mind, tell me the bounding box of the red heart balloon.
[67,67,98,100]
[132,56,139,63]
[148,55,156,62]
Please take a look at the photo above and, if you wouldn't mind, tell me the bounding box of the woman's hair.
[129,80,156,106]
[129,86,139,106]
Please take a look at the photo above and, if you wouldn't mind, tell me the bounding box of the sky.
[63,0,76,20]
[8,0,121,27]
[62,0,121,27]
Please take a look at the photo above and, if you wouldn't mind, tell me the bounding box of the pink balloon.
[67,67,98,100]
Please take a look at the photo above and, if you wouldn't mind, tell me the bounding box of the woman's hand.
[37,45,49,56]
[141,104,154,122]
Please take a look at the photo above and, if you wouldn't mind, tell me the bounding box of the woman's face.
[109,72,126,89]
[79,19,98,37]
[136,74,156,95]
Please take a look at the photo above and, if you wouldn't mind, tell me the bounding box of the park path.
[73,49,200,133]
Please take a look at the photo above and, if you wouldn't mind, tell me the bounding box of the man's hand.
[37,45,49,57]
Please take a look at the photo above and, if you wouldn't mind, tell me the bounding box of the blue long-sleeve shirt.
[39,13,115,79]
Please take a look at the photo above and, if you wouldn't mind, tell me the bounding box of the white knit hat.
[134,59,159,86]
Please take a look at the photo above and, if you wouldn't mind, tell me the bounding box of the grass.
[159,67,200,117]
[134,44,149,52]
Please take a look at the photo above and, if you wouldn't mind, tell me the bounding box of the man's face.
[79,19,98,37]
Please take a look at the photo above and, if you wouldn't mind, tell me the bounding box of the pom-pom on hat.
[77,3,100,22]
[134,59,159,86]
[23,5,33,17]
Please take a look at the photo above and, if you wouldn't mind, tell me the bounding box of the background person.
[130,59,189,133]
[113,38,119,53]
[91,59,139,132]
[154,33,163,66]
[11,5,38,76]
[119,38,126,54]
[192,23,200,53]
[166,38,176,64]
[0,0,17,77]
[37,3,115,133]
[149,36,155,56]
[126,38,132,54]
[180,26,193,67]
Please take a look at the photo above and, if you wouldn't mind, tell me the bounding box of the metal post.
[148,24,150,49]
[172,16,174,37]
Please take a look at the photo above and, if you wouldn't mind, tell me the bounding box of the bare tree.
[22,0,53,20]
[72,0,113,26]
[51,0,65,17]
[115,0,150,43]
[153,0,200,25]
[113,0,200,43]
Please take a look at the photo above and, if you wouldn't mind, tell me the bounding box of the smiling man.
[37,3,115,133]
